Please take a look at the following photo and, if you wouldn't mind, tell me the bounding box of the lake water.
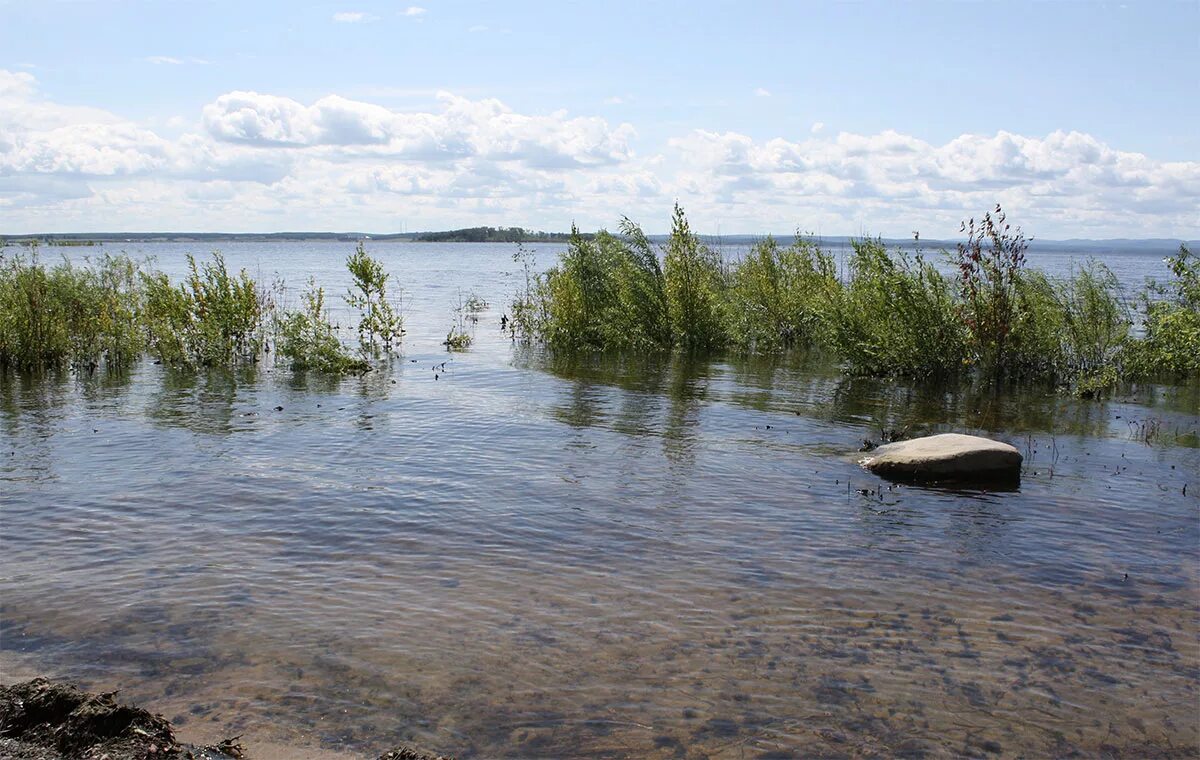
[2,242,1198,759]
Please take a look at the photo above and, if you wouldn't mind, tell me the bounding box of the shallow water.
[2,242,1199,758]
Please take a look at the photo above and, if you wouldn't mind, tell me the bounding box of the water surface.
[2,242,1198,758]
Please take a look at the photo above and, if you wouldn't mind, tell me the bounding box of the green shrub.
[345,242,403,355]
[723,235,837,352]
[277,281,369,374]
[827,239,967,377]
[509,244,548,342]
[663,204,725,352]
[142,253,265,368]
[538,225,671,352]
[1126,244,1200,379]
[0,250,144,373]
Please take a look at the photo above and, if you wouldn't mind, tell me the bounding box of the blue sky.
[2,0,1198,236]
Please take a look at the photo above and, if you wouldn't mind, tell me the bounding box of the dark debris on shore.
[0,680,454,760]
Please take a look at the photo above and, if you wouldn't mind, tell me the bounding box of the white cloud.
[811,121,824,134]
[467,24,488,33]
[1,68,1197,237]
[604,96,624,105]
[754,87,771,98]
[201,90,637,168]
[332,11,378,23]
[400,6,426,17]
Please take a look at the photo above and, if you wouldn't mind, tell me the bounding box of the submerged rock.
[859,433,1022,482]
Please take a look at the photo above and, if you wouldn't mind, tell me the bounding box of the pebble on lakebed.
[859,433,1023,483]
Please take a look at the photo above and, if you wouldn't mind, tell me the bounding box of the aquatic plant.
[345,242,404,355]
[509,244,548,341]
[0,249,145,373]
[826,239,968,377]
[276,281,370,374]
[1125,244,1200,379]
[462,292,489,314]
[723,235,838,352]
[537,225,672,352]
[444,289,475,351]
[142,253,266,368]
[444,327,472,350]
[953,206,1032,376]
[663,204,726,352]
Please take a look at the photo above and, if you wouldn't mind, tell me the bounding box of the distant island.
[0,226,581,246]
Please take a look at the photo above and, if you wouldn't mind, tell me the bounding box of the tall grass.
[1,243,405,377]
[514,205,1198,391]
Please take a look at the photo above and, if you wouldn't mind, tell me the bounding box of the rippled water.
[2,242,1198,759]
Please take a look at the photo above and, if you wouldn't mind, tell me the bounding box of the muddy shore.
[0,680,454,760]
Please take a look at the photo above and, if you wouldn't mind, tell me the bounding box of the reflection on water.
[3,242,1199,759]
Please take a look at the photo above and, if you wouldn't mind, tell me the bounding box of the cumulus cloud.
[664,127,1200,233]
[1,68,1196,237]
[201,90,637,167]
[754,87,771,98]
[400,6,426,17]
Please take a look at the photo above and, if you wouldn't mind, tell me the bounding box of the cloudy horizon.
[2,0,1197,239]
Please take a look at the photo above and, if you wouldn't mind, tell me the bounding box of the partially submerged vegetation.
[0,243,402,377]
[512,205,1199,394]
[2,207,1196,393]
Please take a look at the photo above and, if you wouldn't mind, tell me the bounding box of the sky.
[1,0,1198,238]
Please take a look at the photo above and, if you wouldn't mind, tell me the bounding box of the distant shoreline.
[2,231,1195,254]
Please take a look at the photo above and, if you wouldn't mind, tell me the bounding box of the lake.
[2,241,1198,759]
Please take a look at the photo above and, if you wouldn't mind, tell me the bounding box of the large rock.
[860,433,1022,482]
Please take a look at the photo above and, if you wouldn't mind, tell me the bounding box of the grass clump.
[277,281,369,373]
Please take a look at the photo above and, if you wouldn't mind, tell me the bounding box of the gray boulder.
[860,433,1022,482]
